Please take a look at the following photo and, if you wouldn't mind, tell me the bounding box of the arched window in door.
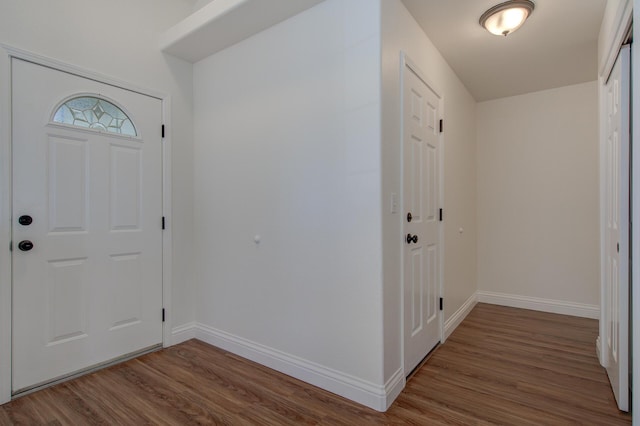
[52,95,137,136]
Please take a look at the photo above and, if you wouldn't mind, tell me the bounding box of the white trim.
[0,45,167,100]
[599,0,632,80]
[476,291,599,319]
[596,336,604,367]
[161,96,174,349]
[598,74,610,368]
[598,0,633,413]
[171,322,197,345]
[0,45,173,404]
[597,0,632,396]
[615,45,631,412]
[443,293,477,341]
[438,94,445,346]
[382,368,405,411]
[195,323,395,412]
[159,0,324,63]
[632,2,640,421]
[0,45,12,406]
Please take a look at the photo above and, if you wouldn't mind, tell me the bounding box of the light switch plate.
[390,193,398,214]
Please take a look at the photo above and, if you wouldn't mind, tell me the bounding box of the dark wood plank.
[0,303,631,425]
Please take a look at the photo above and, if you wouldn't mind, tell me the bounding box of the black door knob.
[406,234,418,244]
[407,212,412,223]
[18,240,33,251]
[18,215,33,226]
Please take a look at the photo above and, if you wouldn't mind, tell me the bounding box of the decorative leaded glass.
[52,96,137,136]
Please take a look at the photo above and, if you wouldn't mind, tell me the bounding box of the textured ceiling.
[401,0,607,101]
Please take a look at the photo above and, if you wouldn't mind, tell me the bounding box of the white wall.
[381,0,478,382]
[0,0,605,411]
[193,0,214,12]
[477,82,600,310]
[193,0,389,410]
[0,0,197,402]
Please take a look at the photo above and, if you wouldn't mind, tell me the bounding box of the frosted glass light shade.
[480,0,535,36]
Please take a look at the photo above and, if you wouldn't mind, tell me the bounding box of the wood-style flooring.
[0,303,631,425]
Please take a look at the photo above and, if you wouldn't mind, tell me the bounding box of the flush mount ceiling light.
[480,0,535,36]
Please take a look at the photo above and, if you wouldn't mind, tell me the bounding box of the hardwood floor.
[0,303,631,425]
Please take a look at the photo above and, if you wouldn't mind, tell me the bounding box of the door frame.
[399,52,445,376]
[632,1,640,421]
[0,45,174,404]
[602,44,631,411]
[597,0,632,370]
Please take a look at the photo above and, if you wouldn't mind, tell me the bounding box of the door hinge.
[439,208,443,222]
[439,297,443,311]
[162,308,165,322]
[162,216,165,230]
[617,242,620,253]
[439,119,443,133]
[161,124,165,138]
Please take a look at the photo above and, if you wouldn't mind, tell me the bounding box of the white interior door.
[604,45,630,412]
[402,59,442,375]
[11,59,163,394]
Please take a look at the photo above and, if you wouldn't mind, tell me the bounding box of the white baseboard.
[383,368,405,411]
[195,322,398,412]
[170,321,197,345]
[596,336,604,366]
[476,291,599,319]
[443,293,477,341]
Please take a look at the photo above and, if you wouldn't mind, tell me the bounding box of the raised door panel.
[110,145,142,231]
[48,135,88,233]
[425,244,438,326]
[46,258,89,345]
[410,247,424,337]
[409,136,424,223]
[109,253,143,330]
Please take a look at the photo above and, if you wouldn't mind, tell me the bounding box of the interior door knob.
[406,234,418,244]
[18,240,33,251]
[407,212,412,222]
[18,215,33,226]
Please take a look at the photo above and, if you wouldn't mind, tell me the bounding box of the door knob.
[18,215,33,226]
[18,240,33,251]
[406,234,418,244]
[407,212,412,222]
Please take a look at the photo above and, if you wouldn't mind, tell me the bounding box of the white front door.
[11,58,163,394]
[402,58,442,375]
[604,45,630,412]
